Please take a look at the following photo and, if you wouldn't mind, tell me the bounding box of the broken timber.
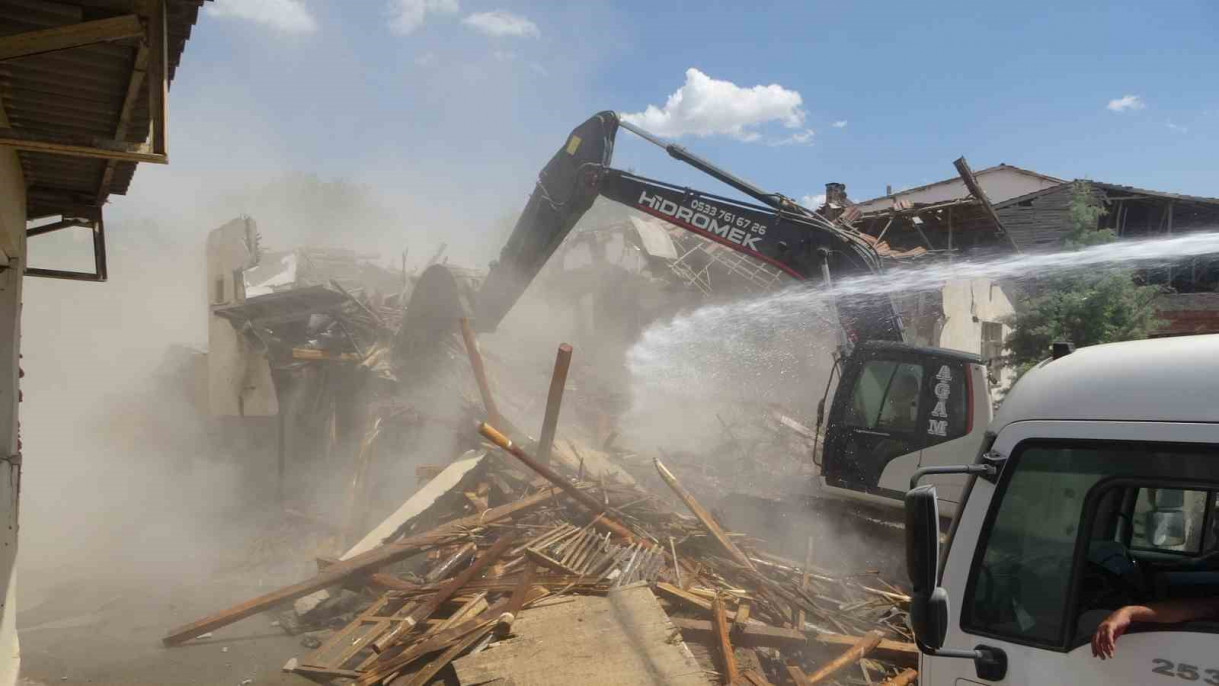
[669,618,806,650]
[371,532,519,653]
[801,630,884,684]
[162,488,560,646]
[536,342,573,465]
[880,668,918,686]
[459,317,502,427]
[654,458,756,571]
[712,594,738,684]
[478,421,647,546]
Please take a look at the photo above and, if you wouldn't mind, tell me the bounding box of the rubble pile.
[195,230,919,685]
[162,346,918,685]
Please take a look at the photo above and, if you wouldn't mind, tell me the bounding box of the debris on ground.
[185,265,916,682]
[162,327,918,686]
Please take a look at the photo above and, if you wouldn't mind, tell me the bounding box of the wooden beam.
[813,633,918,668]
[396,623,494,686]
[712,595,739,685]
[786,664,812,686]
[0,14,142,62]
[478,422,645,546]
[96,41,148,202]
[459,318,501,427]
[654,458,756,571]
[669,618,807,650]
[146,0,167,156]
[537,343,572,465]
[796,535,813,629]
[803,630,884,684]
[26,218,87,238]
[0,126,164,163]
[879,668,918,686]
[953,156,1019,253]
[161,488,560,646]
[371,532,518,653]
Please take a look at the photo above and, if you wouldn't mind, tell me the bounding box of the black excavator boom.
[471,110,903,344]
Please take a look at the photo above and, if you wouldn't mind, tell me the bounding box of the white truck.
[906,334,1219,685]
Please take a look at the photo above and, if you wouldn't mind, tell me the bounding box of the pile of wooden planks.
[162,335,920,685]
[162,432,918,686]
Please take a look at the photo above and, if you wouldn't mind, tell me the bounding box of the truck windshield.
[963,440,1219,649]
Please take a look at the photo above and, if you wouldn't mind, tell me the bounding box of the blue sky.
[105,0,1219,264]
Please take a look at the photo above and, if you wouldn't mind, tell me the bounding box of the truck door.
[928,421,1219,686]
[822,357,927,498]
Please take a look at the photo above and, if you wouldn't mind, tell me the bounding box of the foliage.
[1003,181,1164,382]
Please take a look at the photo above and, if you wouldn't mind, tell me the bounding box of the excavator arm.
[472,111,903,343]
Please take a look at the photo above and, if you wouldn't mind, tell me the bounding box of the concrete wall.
[206,218,277,417]
[0,103,26,685]
[854,167,1061,214]
[936,278,1015,398]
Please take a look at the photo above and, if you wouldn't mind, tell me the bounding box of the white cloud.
[206,0,318,34]
[1167,121,1188,133]
[832,120,848,128]
[388,0,459,36]
[1107,94,1145,112]
[621,68,807,143]
[800,193,826,208]
[771,129,814,146]
[414,51,437,67]
[462,11,540,38]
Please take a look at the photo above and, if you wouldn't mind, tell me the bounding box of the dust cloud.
[16,173,512,636]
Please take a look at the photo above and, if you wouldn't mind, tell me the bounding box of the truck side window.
[964,445,1105,645]
[964,441,1219,649]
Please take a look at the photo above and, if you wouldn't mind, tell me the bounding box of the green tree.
[1003,181,1163,381]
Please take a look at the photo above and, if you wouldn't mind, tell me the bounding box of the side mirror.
[906,484,948,650]
[1146,510,1187,548]
[1150,488,1185,509]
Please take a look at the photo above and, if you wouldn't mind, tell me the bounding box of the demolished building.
[853,166,1219,325]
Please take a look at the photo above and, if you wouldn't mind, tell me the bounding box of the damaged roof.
[0,0,205,220]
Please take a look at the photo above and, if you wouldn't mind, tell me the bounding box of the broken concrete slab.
[293,450,487,617]
[453,583,711,686]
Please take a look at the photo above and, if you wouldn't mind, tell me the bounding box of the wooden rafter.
[0,14,143,62]
[954,156,1020,253]
[147,0,167,156]
[96,41,149,201]
[0,126,164,163]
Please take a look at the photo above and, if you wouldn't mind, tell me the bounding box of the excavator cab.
[821,341,992,509]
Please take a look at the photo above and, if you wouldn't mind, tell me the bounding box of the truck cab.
[907,334,1219,685]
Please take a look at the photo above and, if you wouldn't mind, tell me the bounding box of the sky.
[157,0,1219,215]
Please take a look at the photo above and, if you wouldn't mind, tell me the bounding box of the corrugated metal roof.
[995,180,1219,210]
[1089,181,1219,206]
[0,0,203,219]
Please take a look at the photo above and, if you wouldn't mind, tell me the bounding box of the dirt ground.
[16,510,333,686]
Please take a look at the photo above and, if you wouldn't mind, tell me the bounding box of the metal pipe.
[617,117,787,212]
